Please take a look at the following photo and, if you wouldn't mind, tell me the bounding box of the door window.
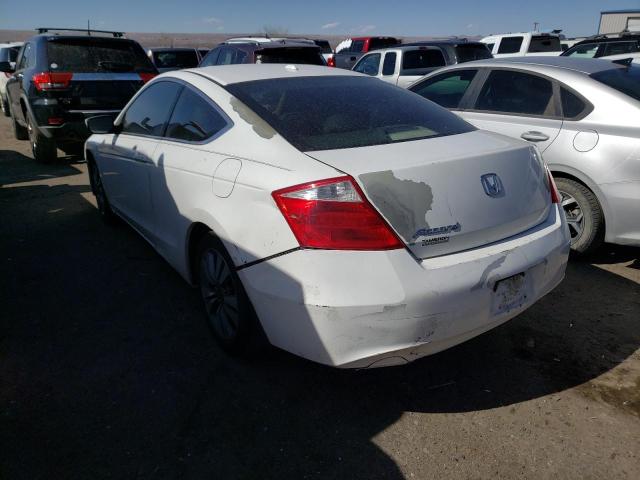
[353,53,381,76]
[18,43,33,70]
[497,37,523,54]
[200,48,221,67]
[351,40,365,53]
[217,47,237,65]
[410,70,478,109]
[121,81,183,136]
[602,41,639,56]
[564,43,599,58]
[382,52,396,75]
[475,70,556,117]
[165,87,230,142]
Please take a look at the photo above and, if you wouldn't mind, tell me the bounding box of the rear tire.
[10,103,28,140]
[197,234,267,356]
[88,160,115,223]
[555,177,604,255]
[27,111,57,163]
[1,94,10,117]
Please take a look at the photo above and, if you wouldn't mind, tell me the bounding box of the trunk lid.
[306,130,551,258]
[64,73,146,110]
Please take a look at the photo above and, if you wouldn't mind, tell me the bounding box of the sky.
[0,0,636,38]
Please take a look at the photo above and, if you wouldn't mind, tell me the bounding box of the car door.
[6,43,32,122]
[380,51,398,84]
[150,85,233,267]
[353,52,381,76]
[96,80,182,239]
[460,69,563,152]
[409,68,482,111]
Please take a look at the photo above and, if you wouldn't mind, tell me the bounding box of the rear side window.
[497,37,523,54]
[563,43,599,58]
[47,39,155,73]
[475,70,556,116]
[153,50,199,69]
[382,52,396,75]
[529,36,561,53]
[560,87,587,119]
[353,53,381,75]
[369,38,399,50]
[0,46,20,63]
[226,76,475,151]
[401,49,445,75]
[455,44,493,62]
[591,67,640,102]
[602,41,640,56]
[411,69,478,109]
[165,88,229,142]
[121,81,182,136]
[256,48,324,65]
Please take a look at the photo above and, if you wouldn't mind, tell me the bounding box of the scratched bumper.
[239,205,570,368]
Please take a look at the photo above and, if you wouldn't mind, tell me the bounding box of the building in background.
[599,9,640,34]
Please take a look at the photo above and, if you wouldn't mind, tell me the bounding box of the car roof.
[460,56,626,74]
[404,40,487,46]
[185,64,360,86]
[148,47,198,52]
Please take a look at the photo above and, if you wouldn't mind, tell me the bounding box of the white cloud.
[466,23,474,29]
[321,22,340,30]
[203,17,223,24]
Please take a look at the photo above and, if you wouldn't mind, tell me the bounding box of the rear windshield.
[401,49,446,75]
[152,50,199,69]
[529,35,562,53]
[46,39,155,73]
[314,40,332,54]
[226,76,474,151]
[256,47,325,65]
[591,67,640,102]
[455,44,493,62]
[369,38,400,51]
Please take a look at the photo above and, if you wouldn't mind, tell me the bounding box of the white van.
[481,32,562,57]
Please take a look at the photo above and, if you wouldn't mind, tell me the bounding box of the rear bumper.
[600,180,640,246]
[31,103,119,144]
[239,205,570,368]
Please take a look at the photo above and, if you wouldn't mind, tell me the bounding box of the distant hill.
[0,29,479,49]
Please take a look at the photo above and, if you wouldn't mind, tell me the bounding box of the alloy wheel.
[200,249,240,340]
[560,190,584,240]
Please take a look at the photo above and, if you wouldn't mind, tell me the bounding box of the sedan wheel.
[555,177,604,254]
[200,248,240,341]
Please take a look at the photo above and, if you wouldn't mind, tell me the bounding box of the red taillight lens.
[547,168,560,204]
[32,72,72,91]
[139,72,157,83]
[272,176,403,250]
[327,56,335,67]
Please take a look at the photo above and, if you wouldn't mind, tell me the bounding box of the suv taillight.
[327,56,335,67]
[272,176,403,250]
[32,72,73,91]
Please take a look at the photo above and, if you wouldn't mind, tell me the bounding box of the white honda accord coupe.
[85,64,570,368]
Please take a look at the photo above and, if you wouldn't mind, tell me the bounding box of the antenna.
[87,19,91,36]
[533,22,539,32]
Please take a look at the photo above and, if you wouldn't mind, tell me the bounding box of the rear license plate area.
[492,272,527,315]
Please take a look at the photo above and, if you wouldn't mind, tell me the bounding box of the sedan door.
[96,80,182,239]
[460,69,563,152]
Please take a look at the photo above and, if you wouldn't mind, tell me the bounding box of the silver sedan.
[410,56,640,253]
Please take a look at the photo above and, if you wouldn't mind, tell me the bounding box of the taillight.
[547,168,561,204]
[32,72,72,91]
[327,56,335,67]
[138,72,157,83]
[272,176,403,250]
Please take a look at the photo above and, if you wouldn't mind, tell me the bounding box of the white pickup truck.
[352,42,492,88]
[481,32,562,57]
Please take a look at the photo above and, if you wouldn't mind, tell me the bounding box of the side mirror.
[85,115,120,134]
[0,61,15,73]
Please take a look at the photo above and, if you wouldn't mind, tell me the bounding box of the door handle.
[520,131,549,142]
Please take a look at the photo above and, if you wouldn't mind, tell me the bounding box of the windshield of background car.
[46,39,156,73]
[529,36,561,53]
[591,66,640,102]
[0,46,21,63]
[455,44,493,62]
[256,47,325,65]
[153,50,199,68]
[226,76,475,151]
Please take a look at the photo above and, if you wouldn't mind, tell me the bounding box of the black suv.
[199,38,326,67]
[561,32,640,58]
[0,28,157,162]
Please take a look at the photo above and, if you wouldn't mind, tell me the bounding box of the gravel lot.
[1,113,639,479]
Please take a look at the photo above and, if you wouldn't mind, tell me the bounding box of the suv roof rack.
[36,27,125,38]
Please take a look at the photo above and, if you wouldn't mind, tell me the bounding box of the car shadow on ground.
[0,149,84,187]
[0,169,638,479]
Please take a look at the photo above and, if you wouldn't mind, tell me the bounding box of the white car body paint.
[481,33,562,58]
[86,64,570,368]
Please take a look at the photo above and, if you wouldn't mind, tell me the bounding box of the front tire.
[27,111,57,163]
[197,234,266,355]
[555,177,604,255]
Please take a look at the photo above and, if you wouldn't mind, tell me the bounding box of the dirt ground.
[0,113,639,480]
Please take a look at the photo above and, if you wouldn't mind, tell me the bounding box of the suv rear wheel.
[555,177,604,254]
[26,111,57,163]
[10,103,28,140]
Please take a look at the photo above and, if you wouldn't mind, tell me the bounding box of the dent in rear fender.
[358,170,433,242]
